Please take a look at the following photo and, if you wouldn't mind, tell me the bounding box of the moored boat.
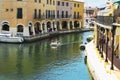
[0,33,24,43]
[50,41,60,47]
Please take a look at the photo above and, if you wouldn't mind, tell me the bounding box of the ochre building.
[0,0,84,36]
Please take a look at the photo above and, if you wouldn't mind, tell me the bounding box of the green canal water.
[0,31,93,80]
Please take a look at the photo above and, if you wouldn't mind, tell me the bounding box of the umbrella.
[113,0,120,5]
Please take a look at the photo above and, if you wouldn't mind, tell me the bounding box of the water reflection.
[0,31,93,80]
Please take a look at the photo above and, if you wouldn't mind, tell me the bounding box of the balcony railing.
[46,15,55,19]
[73,15,82,19]
[57,15,72,19]
[33,15,45,20]
[33,15,83,20]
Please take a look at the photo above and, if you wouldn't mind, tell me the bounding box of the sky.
[75,0,109,8]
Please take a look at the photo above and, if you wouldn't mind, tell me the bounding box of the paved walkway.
[86,41,120,80]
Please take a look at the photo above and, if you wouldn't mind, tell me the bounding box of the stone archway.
[47,21,52,32]
[74,21,79,28]
[2,23,9,31]
[62,21,67,30]
[70,21,73,29]
[34,22,41,34]
[29,23,33,35]
[17,25,24,36]
[56,21,60,30]
[42,23,45,33]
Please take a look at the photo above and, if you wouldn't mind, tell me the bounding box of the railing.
[103,44,120,70]
[57,15,72,19]
[33,15,45,20]
[73,15,82,19]
[46,15,55,19]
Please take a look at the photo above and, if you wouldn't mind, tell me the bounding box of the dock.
[86,41,120,80]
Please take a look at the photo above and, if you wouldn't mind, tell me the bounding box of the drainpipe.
[111,25,116,70]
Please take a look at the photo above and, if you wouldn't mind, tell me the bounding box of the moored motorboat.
[50,41,60,46]
[0,33,24,43]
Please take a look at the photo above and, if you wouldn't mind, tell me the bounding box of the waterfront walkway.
[86,41,120,80]
[23,28,93,42]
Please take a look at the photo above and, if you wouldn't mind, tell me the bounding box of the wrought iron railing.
[57,15,72,19]
[33,15,45,20]
[73,15,82,19]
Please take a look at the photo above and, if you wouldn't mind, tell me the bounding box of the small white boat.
[50,41,60,47]
[0,33,24,43]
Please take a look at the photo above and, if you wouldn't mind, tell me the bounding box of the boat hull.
[0,37,24,43]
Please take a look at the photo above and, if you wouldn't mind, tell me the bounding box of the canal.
[0,31,93,80]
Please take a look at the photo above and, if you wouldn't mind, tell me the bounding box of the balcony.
[33,15,45,20]
[46,15,55,19]
[73,15,82,19]
[57,15,72,19]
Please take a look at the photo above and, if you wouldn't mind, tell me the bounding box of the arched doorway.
[56,21,60,30]
[74,21,79,28]
[42,23,45,33]
[62,21,67,30]
[34,22,41,34]
[47,21,52,32]
[29,23,33,35]
[53,22,56,31]
[17,25,23,36]
[2,22,10,33]
[70,21,73,29]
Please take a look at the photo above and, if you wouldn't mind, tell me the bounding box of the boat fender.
[20,38,24,42]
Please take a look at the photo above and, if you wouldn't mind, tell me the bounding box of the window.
[39,9,41,18]
[34,9,37,19]
[62,2,64,6]
[11,9,13,12]
[66,2,69,6]
[74,3,76,7]
[78,4,80,7]
[66,11,68,18]
[57,10,59,18]
[77,12,79,18]
[34,0,37,2]
[17,0,22,1]
[39,0,41,3]
[17,8,23,19]
[46,10,48,18]
[50,0,52,4]
[74,11,76,18]
[57,1,60,6]
[47,0,49,4]
[53,1,55,5]
[6,9,9,12]
[62,11,64,18]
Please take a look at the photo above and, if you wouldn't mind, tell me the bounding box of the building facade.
[0,0,84,37]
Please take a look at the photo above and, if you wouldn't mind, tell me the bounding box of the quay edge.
[23,28,94,43]
[86,41,119,80]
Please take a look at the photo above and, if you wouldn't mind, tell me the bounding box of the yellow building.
[71,1,84,28]
[0,0,84,37]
